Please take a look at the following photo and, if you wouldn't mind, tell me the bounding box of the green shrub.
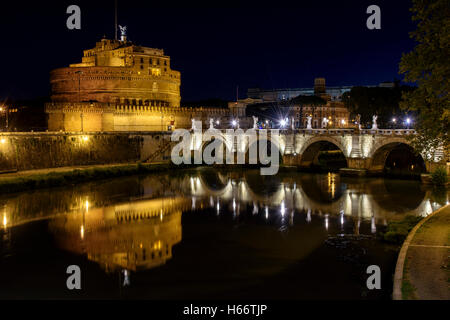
[382,215,423,244]
[431,166,447,185]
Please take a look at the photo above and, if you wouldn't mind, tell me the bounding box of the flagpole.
[115,0,118,40]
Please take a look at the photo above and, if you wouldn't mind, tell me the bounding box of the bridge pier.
[340,157,370,176]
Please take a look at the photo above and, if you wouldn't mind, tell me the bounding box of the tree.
[342,86,414,128]
[399,0,449,159]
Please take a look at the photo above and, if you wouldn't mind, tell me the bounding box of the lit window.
[151,68,161,76]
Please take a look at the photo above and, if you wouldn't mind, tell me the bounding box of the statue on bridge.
[209,118,214,129]
[252,116,258,129]
[322,117,328,129]
[291,117,295,130]
[306,115,312,129]
[356,114,361,130]
[191,118,196,130]
[372,115,378,130]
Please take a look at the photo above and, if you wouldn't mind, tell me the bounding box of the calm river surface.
[0,168,448,299]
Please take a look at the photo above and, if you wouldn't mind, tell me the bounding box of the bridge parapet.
[359,129,416,136]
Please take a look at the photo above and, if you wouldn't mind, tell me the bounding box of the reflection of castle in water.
[48,197,189,273]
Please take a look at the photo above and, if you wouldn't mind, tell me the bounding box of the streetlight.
[232,120,237,127]
[406,118,411,129]
[391,117,397,129]
[280,118,287,128]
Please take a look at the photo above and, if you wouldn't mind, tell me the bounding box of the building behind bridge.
[242,78,355,129]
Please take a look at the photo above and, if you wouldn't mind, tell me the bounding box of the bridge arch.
[298,136,348,169]
[368,139,426,174]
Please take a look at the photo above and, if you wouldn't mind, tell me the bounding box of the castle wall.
[50,67,181,107]
[0,132,169,172]
[45,102,230,132]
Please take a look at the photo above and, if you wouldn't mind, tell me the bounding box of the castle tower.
[314,78,326,95]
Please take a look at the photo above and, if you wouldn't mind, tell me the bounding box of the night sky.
[0,0,416,102]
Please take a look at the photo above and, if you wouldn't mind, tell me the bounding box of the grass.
[0,162,184,194]
[380,215,423,244]
[402,278,417,300]
[402,257,418,300]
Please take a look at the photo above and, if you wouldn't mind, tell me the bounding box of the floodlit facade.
[46,38,227,132]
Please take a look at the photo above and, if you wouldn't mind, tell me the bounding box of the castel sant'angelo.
[45,32,228,132]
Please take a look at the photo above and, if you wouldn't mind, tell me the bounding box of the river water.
[0,168,447,299]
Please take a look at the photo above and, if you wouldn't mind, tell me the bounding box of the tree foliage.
[399,0,450,158]
[289,95,326,106]
[342,85,414,127]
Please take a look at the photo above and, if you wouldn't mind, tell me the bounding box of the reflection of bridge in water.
[190,170,439,220]
[0,170,447,273]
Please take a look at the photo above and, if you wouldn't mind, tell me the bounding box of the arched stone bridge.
[184,128,447,174]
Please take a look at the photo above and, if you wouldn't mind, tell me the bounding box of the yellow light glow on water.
[3,214,7,227]
[85,200,89,212]
[80,225,84,239]
[153,240,162,250]
[327,173,336,198]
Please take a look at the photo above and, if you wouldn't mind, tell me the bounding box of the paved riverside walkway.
[0,162,170,182]
[0,163,133,180]
[394,204,450,300]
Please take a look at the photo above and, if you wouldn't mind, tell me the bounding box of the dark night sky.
[0,0,416,102]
